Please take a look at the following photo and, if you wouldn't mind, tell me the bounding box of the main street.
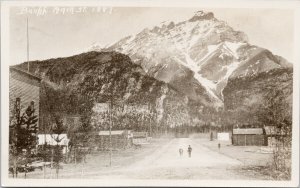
[25,137,270,180]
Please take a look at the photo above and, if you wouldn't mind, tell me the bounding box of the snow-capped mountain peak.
[89,10,290,107]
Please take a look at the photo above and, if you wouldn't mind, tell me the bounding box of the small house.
[95,130,133,150]
[37,134,69,154]
[132,131,149,145]
[232,128,267,146]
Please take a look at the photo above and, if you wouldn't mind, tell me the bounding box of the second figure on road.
[179,148,183,157]
[188,145,192,158]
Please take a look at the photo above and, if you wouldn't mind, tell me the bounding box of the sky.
[9,7,294,65]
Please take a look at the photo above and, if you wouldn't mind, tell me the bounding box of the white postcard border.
[1,0,300,187]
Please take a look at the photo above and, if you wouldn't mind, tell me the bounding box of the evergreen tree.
[9,99,38,178]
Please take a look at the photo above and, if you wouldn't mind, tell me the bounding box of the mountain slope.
[223,67,293,125]
[90,10,292,107]
[14,51,195,132]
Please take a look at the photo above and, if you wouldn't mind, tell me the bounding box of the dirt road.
[88,138,253,180]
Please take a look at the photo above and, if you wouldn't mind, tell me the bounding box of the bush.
[269,138,292,180]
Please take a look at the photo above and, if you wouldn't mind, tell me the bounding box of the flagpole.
[109,80,113,167]
[26,17,30,72]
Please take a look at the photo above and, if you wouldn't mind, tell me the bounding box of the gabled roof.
[233,128,263,135]
[10,67,41,81]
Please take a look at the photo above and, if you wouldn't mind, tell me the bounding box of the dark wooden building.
[9,67,41,129]
[232,128,267,146]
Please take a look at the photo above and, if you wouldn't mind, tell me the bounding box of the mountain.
[91,10,292,107]
[14,51,195,132]
[223,67,293,125]
[12,10,293,132]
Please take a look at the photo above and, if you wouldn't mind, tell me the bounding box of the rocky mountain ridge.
[14,51,195,131]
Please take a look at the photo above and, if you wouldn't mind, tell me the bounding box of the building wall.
[95,136,132,150]
[232,134,267,146]
[133,138,148,144]
[9,69,40,129]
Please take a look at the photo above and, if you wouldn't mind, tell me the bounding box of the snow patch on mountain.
[185,53,222,105]
[223,41,246,59]
[173,51,222,105]
[219,61,241,100]
[197,43,222,66]
[86,42,107,52]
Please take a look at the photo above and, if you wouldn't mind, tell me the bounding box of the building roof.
[10,67,41,81]
[99,130,123,135]
[132,132,148,138]
[233,128,263,135]
[99,130,131,136]
[98,130,133,138]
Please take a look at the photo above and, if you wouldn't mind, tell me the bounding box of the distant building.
[232,128,267,146]
[132,131,150,145]
[95,130,133,150]
[217,132,230,141]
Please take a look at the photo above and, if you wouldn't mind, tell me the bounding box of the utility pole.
[149,107,152,137]
[50,148,54,178]
[74,146,77,165]
[109,80,114,167]
[42,118,46,179]
[26,17,30,72]
[13,98,21,178]
[148,103,152,137]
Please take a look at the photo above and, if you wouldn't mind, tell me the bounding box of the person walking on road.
[187,145,192,158]
[179,148,183,157]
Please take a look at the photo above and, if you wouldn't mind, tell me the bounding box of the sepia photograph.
[1,0,299,187]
